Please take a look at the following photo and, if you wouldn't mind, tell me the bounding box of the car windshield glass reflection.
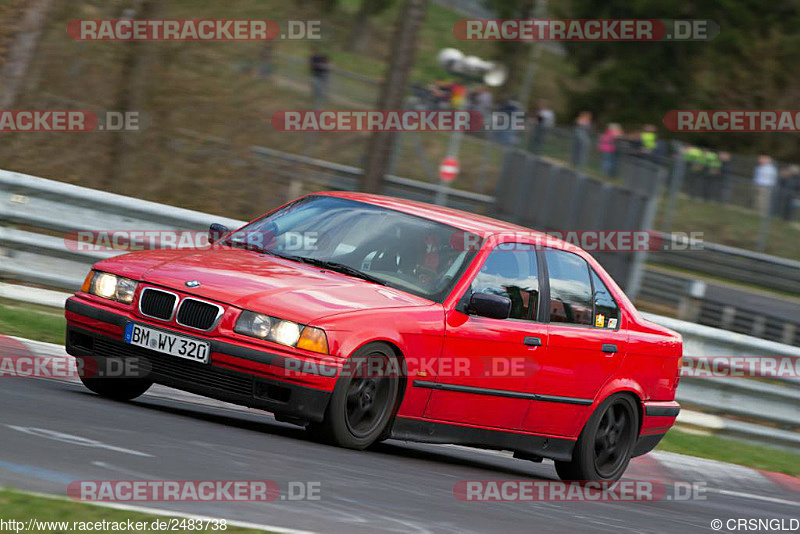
[231,196,481,301]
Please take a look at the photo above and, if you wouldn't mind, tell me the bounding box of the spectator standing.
[790,166,800,220]
[473,85,493,136]
[529,100,555,154]
[719,152,732,203]
[571,111,592,170]
[450,81,467,109]
[309,48,330,109]
[597,123,623,177]
[640,125,657,157]
[752,155,778,215]
[257,41,275,79]
[683,145,705,198]
[776,165,800,220]
[496,96,521,146]
[433,79,452,109]
[702,149,721,201]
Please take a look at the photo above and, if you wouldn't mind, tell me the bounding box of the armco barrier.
[1,168,798,450]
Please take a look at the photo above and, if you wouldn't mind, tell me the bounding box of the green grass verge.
[0,302,66,345]
[656,194,800,261]
[656,428,800,476]
[0,489,271,533]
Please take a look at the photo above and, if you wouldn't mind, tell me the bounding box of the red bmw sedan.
[65,192,682,482]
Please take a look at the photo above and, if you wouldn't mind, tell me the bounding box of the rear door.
[423,243,547,430]
[522,248,627,437]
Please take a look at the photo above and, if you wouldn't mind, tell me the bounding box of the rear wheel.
[307,343,400,450]
[554,394,638,483]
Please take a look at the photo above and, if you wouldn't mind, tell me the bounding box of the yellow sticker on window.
[595,314,605,328]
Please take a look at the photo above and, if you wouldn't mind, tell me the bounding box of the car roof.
[315,191,582,253]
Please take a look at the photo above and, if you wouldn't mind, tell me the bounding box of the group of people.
[580,115,799,221]
[414,80,524,145]
[576,118,667,176]
[307,54,799,221]
[678,147,798,220]
[681,145,730,203]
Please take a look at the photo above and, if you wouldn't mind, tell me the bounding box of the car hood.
[102,249,432,324]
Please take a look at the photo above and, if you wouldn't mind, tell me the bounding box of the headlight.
[83,271,138,304]
[235,311,328,354]
[273,320,301,346]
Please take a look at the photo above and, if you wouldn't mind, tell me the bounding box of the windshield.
[227,196,481,302]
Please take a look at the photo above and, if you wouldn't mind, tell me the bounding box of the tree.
[361,0,429,193]
[348,0,394,53]
[555,0,800,159]
[0,0,53,109]
[482,0,537,102]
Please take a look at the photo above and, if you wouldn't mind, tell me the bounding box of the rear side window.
[591,270,620,329]
[471,245,539,320]
[544,249,593,326]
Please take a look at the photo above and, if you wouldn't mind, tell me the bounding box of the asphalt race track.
[1,355,798,533]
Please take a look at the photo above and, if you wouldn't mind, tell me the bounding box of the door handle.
[524,336,542,347]
[602,343,618,354]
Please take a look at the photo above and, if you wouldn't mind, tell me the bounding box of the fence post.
[756,186,775,252]
[663,142,686,233]
[625,166,665,299]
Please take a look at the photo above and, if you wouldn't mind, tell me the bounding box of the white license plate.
[124,323,210,364]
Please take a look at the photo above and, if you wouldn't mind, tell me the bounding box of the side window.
[470,245,539,320]
[544,249,593,326]
[591,269,620,329]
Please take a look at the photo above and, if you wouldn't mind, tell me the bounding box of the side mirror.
[209,223,229,244]
[468,292,511,320]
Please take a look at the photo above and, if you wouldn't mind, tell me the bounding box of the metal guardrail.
[1,168,799,451]
[639,262,800,347]
[649,232,800,295]
[642,312,800,449]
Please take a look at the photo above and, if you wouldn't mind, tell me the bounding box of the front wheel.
[307,343,400,450]
[555,394,638,483]
[78,358,152,401]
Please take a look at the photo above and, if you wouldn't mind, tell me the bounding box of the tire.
[554,393,639,483]
[78,360,152,401]
[307,343,400,450]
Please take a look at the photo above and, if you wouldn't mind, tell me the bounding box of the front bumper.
[65,297,335,422]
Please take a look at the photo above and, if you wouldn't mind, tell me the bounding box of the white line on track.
[705,488,800,507]
[5,425,153,458]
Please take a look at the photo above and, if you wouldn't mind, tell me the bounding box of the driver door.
[422,244,547,430]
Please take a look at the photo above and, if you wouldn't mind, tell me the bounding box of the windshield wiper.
[227,239,267,254]
[290,257,388,286]
[229,244,387,286]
